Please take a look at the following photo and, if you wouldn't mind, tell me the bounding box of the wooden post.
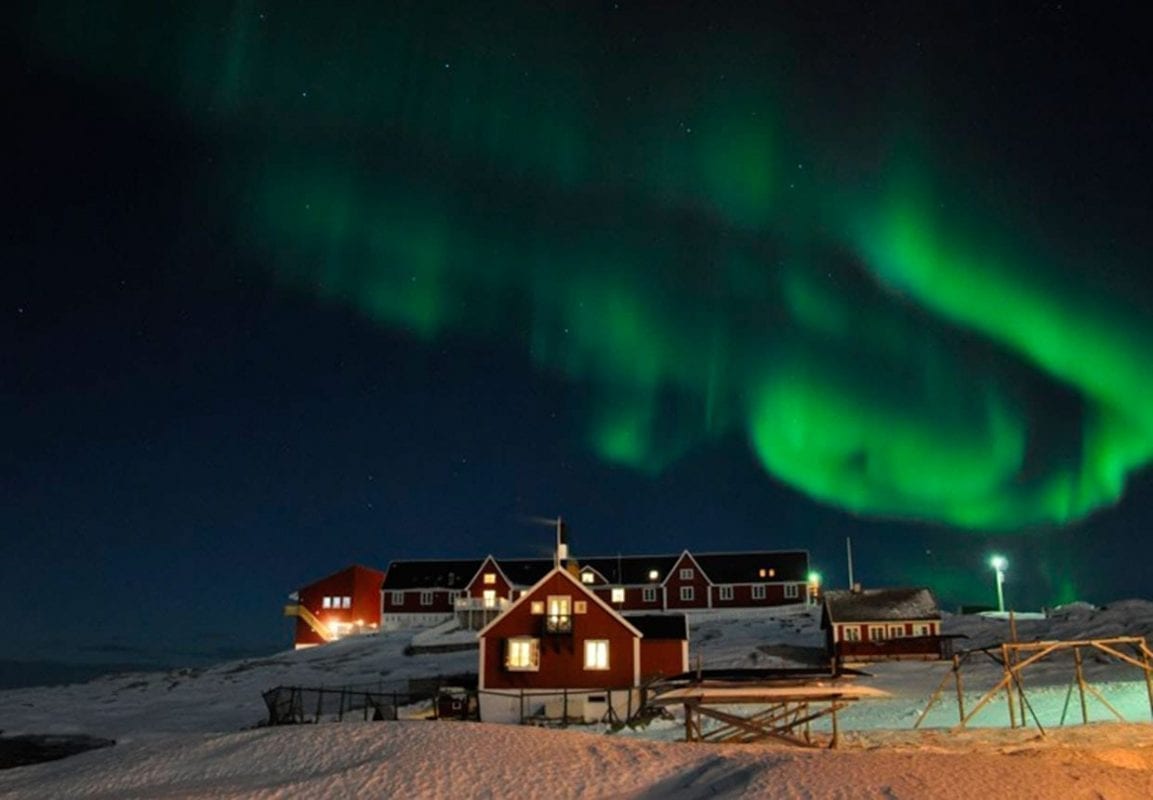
[519,690,525,724]
[684,702,693,742]
[1142,643,1153,721]
[953,654,965,722]
[829,703,839,749]
[563,688,569,727]
[1074,647,1089,724]
[1001,644,1017,728]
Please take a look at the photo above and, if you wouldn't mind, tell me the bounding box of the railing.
[543,614,573,635]
[454,596,510,611]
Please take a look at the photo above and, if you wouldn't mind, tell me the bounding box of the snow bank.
[3,721,1153,799]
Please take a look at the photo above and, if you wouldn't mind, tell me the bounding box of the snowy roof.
[625,614,688,640]
[822,587,941,624]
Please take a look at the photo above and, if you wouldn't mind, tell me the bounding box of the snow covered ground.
[4,601,1153,798]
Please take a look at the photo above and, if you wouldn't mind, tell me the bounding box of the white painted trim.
[476,567,644,639]
[633,637,641,687]
[478,638,486,690]
[660,550,710,587]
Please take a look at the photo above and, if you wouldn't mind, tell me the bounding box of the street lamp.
[990,555,1007,613]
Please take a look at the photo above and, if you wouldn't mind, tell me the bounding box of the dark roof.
[577,555,680,586]
[822,587,941,624]
[625,614,688,640]
[691,551,809,584]
[381,559,484,590]
[492,558,555,588]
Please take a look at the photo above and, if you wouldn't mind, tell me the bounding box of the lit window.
[642,587,657,602]
[483,589,497,609]
[843,626,861,642]
[574,600,587,614]
[506,637,540,671]
[784,584,799,599]
[768,568,776,578]
[869,625,885,640]
[680,586,694,602]
[342,596,352,609]
[546,595,572,633]
[391,591,404,605]
[889,625,905,638]
[679,568,693,580]
[584,640,609,670]
[530,601,545,615]
[420,591,434,606]
[581,572,595,584]
[751,585,766,600]
[648,569,660,580]
[719,586,734,601]
[758,569,766,578]
[483,573,496,585]
[611,587,625,603]
[322,596,332,609]
[914,623,932,637]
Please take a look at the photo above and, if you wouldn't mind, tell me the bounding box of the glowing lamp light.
[808,571,821,584]
[990,555,1008,613]
[648,569,659,580]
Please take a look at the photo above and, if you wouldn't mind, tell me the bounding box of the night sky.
[7,2,1153,673]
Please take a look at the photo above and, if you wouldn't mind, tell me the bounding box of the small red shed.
[477,565,687,724]
[285,564,385,649]
[822,586,945,665]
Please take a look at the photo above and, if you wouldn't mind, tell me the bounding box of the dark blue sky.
[6,2,1153,671]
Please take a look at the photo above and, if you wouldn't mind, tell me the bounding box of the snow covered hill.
[4,601,1153,798]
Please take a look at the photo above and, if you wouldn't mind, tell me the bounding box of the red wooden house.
[822,586,945,664]
[379,549,811,627]
[477,565,688,724]
[285,564,385,649]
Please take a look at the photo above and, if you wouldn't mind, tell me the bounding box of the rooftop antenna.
[846,537,855,589]
[520,514,567,568]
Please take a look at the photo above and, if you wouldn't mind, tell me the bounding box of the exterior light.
[990,555,1007,613]
[648,570,659,580]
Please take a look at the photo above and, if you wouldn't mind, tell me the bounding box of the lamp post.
[990,555,1007,613]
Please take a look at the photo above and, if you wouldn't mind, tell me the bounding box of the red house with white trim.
[477,565,688,724]
[822,586,945,664]
[285,564,385,649]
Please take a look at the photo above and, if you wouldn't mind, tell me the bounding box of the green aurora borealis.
[27,2,1153,532]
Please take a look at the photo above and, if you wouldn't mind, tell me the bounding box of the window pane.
[584,640,609,670]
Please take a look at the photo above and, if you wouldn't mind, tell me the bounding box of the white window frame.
[679,567,693,580]
[784,584,799,599]
[913,623,932,637]
[580,572,595,584]
[718,585,734,601]
[751,584,766,600]
[611,587,626,604]
[483,572,496,585]
[869,625,886,640]
[420,591,434,606]
[391,591,404,605]
[680,586,694,602]
[505,637,540,671]
[482,589,497,609]
[843,626,861,642]
[342,596,352,609]
[888,625,905,638]
[322,596,332,609]
[642,587,657,603]
[584,639,610,671]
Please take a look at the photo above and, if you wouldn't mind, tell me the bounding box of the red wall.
[465,560,512,601]
[482,572,638,690]
[664,554,712,610]
[295,565,385,646]
[382,589,455,613]
[639,639,686,682]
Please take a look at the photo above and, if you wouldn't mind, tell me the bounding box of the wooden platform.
[647,679,889,748]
